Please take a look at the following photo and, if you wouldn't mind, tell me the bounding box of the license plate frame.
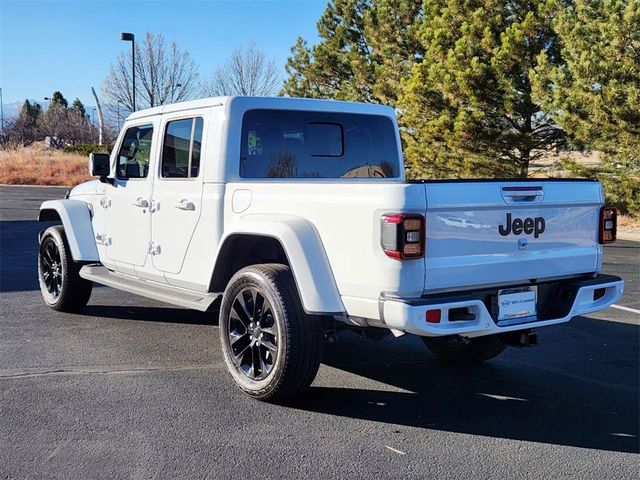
[497,286,537,322]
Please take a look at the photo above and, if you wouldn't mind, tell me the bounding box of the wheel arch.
[39,200,99,262]
[210,215,345,316]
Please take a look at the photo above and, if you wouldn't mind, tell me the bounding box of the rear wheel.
[421,334,507,364]
[38,225,93,312]
[219,264,323,401]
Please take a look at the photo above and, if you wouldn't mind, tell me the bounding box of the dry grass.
[1,145,638,233]
[0,145,92,186]
[619,215,640,233]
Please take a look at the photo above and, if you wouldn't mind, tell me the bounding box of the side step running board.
[80,265,220,312]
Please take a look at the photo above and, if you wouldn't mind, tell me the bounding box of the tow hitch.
[502,330,538,347]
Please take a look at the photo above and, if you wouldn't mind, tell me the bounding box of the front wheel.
[421,334,507,364]
[38,225,93,312]
[219,264,323,401]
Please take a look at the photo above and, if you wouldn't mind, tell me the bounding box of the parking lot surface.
[1,185,638,479]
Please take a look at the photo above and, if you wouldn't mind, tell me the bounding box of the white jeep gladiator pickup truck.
[37,96,624,401]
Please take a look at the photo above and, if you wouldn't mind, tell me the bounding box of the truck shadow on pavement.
[287,319,639,454]
[0,220,54,293]
[82,305,217,326]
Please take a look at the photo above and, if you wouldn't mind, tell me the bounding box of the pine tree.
[283,0,373,101]
[532,0,640,215]
[19,100,42,124]
[283,37,322,98]
[70,98,86,118]
[400,0,567,179]
[365,0,422,105]
[282,0,420,104]
[50,91,68,109]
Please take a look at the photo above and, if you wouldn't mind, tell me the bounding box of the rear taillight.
[599,207,617,244]
[381,214,425,260]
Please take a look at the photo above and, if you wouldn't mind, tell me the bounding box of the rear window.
[240,109,400,179]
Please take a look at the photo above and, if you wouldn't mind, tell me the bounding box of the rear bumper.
[379,274,624,338]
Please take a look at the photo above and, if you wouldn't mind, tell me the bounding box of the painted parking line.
[611,304,640,315]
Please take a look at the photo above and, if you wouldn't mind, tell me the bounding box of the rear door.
[423,180,603,292]
[150,114,205,274]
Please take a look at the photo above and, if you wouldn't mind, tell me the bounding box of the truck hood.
[70,179,103,197]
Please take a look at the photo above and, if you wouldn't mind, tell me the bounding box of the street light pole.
[120,32,136,111]
[0,87,4,131]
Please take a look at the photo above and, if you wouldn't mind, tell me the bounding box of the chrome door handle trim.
[174,199,195,211]
[132,197,149,208]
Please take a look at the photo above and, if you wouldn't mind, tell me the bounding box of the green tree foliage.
[533,0,639,215]
[19,100,42,124]
[284,0,566,179]
[283,0,373,101]
[50,91,68,109]
[282,0,420,104]
[365,0,422,104]
[70,98,86,118]
[401,0,566,179]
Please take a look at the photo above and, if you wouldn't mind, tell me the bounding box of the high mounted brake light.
[599,207,617,244]
[381,214,425,260]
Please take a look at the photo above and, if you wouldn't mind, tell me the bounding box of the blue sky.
[0,0,325,108]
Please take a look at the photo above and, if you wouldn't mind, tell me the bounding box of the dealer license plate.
[497,287,537,321]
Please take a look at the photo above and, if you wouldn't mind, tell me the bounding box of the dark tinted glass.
[191,117,203,177]
[116,124,153,178]
[161,117,204,178]
[240,109,400,179]
[162,119,193,178]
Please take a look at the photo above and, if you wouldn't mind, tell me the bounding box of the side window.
[116,124,153,179]
[161,117,204,178]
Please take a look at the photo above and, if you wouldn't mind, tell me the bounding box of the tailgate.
[423,180,603,293]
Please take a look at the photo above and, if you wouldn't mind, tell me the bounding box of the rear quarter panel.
[223,182,427,320]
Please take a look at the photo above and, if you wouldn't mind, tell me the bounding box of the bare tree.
[203,42,280,97]
[103,32,200,113]
[0,117,40,148]
[41,104,97,147]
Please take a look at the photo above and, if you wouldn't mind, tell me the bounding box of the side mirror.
[88,153,111,178]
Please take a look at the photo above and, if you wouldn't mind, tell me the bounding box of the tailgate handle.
[501,186,543,203]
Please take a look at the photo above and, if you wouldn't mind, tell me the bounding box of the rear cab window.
[240,109,400,179]
[161,117,204,178]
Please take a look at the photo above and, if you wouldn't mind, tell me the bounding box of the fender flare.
[39,199,99,262]
[216,215,345,316]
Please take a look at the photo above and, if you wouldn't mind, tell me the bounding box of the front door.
[151,115,205,274]
[104,122,156,270]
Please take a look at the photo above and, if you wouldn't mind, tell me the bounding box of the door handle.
[174,199,195,211]
[501,186,543,204]
[132,197,149,208]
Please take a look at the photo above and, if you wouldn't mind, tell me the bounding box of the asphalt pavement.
[1,185,638,479]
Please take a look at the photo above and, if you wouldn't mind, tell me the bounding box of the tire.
[219,264,323,401]
[38,225,93,312]
[421,334,507,365]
